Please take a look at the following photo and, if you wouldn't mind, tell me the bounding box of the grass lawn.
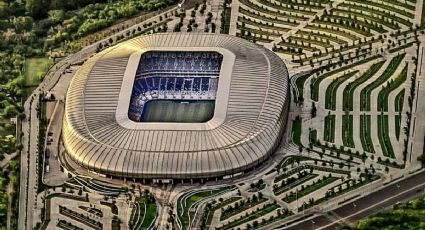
[140,201,157,229]
[274,174,318,195]
[204,197,242,229]
[293,72,317,103]
[377,65,407,112]
[283,176,339,203]
[178,188,230,229]
[394,89,405,112]
[218,203,281,230]
[360,54,405,111]
[221,7,231,34]
[360,115,375,153]
[343,61,384,111]
[141,100,215,123]
[309,129,318,144]
[342,114,354,148]
[24,58,53,87]
[311,55,380,101]
[325,71,358,110]
[307,175,380,212]
[395,115,402,141]
[24,57,53,96]
[292,116,302,146]
[377,115,395,158]
[324,114,336,143]
[422,0,425,28]
[132,194,157,230]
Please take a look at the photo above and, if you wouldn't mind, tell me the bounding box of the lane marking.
[317,180,425,230]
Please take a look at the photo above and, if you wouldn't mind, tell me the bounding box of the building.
[62,33,290,181]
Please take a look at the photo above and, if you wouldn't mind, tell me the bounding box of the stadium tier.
[62,33,290,181]
[128,51,223,122]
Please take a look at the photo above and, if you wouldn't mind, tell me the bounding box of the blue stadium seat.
[129,51,223,121]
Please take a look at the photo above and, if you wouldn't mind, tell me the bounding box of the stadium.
[62,33,290,181]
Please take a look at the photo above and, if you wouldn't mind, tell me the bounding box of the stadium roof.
[63,33,290,179]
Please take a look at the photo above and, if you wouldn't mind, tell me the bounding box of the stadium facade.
[62,33,290,181]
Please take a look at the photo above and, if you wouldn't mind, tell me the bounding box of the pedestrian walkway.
[408,39,425,170]
[228,0,240,36]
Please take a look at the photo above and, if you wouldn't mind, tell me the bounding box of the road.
[17,2,186,228]
[18,50,94,230]
[15,4,425,230]
[278,170,425,230]
[409,40,425,168]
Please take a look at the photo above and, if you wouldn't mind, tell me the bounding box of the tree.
[417,153,425,167]
[3,104,18,118]
[18,112,26,120]
[13,16,34,33]
[15,143,23,151]
[311,102,317,118]
[26,0,49,19]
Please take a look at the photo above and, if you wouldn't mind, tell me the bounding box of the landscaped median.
[57,219,83,230]
[273,171,318,196]
[360,115,375,153]
[292,116,302,147]
[217,202,289,230]
[324,114,336,143]
[377,65,408,112]
[343,61,385,111]
[176,186,236,230]
[59,206,102,230]
[310,56,381,101]
[272,155,351,179]
[342,114,355,148]
[377,114,395,158]
[325,71,358,110]
[129,190,157,230]
[360,54,406,111]
[282,174,339,203]
[200,196,242,229]
[213,192,294,230]
[299,174,380,211]
[220,193,267,221]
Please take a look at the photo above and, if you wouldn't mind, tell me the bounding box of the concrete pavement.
[408,40,425,169]
[279,169,425,230]
[18,50,94,230]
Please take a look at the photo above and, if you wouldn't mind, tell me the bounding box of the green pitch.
[141,100,215,123]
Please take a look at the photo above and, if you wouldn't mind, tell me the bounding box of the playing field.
[24,57,53,86]
[24,57,54,95]
[141,100,215,123]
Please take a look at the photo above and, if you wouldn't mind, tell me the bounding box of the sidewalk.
[407,39,425,170]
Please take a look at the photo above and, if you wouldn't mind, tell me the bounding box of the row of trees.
[0,0,176,55]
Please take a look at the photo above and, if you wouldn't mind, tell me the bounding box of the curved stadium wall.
[62,33,290,180]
